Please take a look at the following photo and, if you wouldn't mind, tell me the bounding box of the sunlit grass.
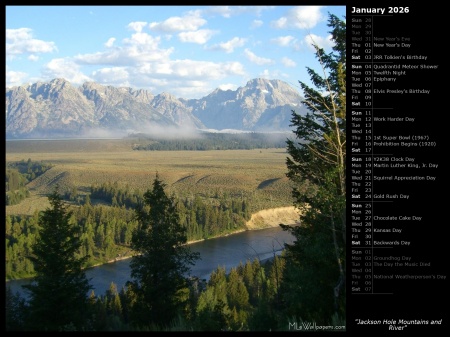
[6,139,294,216]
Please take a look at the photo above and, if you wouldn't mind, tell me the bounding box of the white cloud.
[169,80,211,97]
[92,67,130,86]
[32,24,245,98]
[42,58,91,84]
[6,69,29,87]
[6,28,57,57]
[304,33,334,51]
[153,62,172,75]
[270,35,295,47]
[178,29,217,44]
[206,6,233,18]
[271,6,325,30]
[121,74,221,99]
[244,49,274,66]
[209,37,247,53]
[74,32,173,65]
[218,83,238,91]
[87,58,245,98]
[281,57,296,67]
[124,32,160,47]
[251,20,263,29]
[259,69,272,78]
[272,17,287,29]
[127,21,148,33]
[243,6,276,16]
[28,54,39,62]
[149,10,206,33]
[222,62,246,75]
[258,69,287,81]
[170,59,244,79]
[6,27,33,41]
[104,37,116,48]
[206,6,275,18]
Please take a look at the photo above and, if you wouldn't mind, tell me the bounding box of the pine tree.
[227,267,250,311]
[208,265,228,304]
[251,258,266,301]
[23,185,92,330]
[127,174,200,328]
[281,12,346,322]
[267,255,286,302]
[105,282,123,318]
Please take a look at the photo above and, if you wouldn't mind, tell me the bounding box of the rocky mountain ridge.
[5,78,307,139]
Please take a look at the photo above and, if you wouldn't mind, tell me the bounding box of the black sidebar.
[347,2,448,334]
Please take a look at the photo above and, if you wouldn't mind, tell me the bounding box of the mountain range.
[5,77,307,139]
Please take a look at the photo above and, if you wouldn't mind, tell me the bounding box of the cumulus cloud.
[205,6,275,18]
[242,6,276,16]
[251,20,263,29]
[244,49,274,66]
[281,57,296,67]
[149,10,206,33]
[178,29,217,44]
[92,67,130,86]
[271,6,325,30]
[270,35,295,47]
[304,33,334,51]
[169,59,244,79]
[6,28,57,57]
[258,69,288,81]
[6,6,337,100]
[104,37,116,48]
[153,62,172,75]
[6,69,29,87]
[58,22,246,98]
[208,37,247,53]
[218,83,238,91]
[74,32,173,65]
[127,21,148,33]
[42,58,91,84]
[206,6,233,18]
[87,58,244,98]
[124,32,160,47]
[151,79,210,99]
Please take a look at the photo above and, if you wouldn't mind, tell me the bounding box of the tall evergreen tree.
[127,174,200,328]
[281,12,346,322]
[23,185,92,330]
[227,268,250,311]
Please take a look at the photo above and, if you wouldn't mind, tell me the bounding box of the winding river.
[6,226,296,300]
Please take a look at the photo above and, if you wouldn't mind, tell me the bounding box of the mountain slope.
[186,78,306,131]
[5,78,306,138]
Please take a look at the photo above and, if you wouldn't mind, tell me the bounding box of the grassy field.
[6,139,295,216]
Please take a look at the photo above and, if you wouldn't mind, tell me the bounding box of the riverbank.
[91,206,300,266]
[6,206,300,282]
[6,225,297,300]
[245,206,300,230]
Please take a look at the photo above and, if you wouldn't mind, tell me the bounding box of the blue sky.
[6,5,346,99]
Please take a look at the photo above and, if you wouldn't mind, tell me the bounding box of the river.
[6,226,296,300]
